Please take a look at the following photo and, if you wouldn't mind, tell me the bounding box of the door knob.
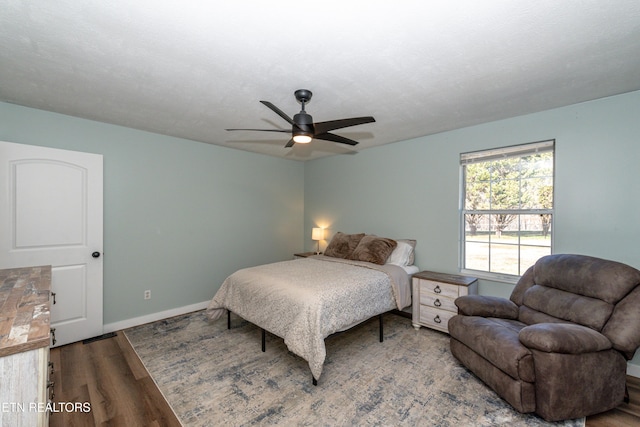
[92,251,101,258]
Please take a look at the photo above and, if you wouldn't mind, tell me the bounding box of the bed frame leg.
[227,310,231,329]
[312,376,317,386]
[261,328,266,352]
[379,313,384,342]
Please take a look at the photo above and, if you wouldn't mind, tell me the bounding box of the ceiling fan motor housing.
[293,112,314,137]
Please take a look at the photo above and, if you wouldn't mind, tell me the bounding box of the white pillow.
[386,241,413,266]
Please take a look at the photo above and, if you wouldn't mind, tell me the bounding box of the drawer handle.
[434,299,442,307]
[434,285,441,294]
[434,315,442,324]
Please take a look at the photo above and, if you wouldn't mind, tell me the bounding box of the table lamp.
[311,227,324,255]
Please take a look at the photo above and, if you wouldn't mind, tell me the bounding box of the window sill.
[460,269,520,285]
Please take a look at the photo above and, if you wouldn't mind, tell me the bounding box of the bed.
[206,233,418,382]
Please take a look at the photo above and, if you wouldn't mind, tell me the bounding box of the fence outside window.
[460,140,554,280]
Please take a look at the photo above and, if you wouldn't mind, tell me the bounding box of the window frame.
[459,140,555,283]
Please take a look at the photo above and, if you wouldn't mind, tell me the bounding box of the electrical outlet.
[144,290,151,300]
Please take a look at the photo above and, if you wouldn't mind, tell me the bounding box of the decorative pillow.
[324,232,365,259]
[386,241,414,266]
[350,235,398,265]
[396,239,417,265]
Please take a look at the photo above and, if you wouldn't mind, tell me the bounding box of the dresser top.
[0,266,51,357]
[413,270,478,286]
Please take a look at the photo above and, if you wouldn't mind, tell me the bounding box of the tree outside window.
[461,141,554,279]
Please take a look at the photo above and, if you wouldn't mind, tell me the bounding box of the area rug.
[124,310,584,426]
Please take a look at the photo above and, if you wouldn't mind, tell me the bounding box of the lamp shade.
[311,227,324,241]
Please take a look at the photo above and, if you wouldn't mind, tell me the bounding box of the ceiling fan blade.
[226,128,290,133]
[285,138,295,148]
[313,116,375,134]
[260,101,295,125]
[314,132,359,146]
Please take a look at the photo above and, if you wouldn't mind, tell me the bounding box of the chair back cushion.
[510,254,640,358]
[520,285,613,330]
[533,254,639,304]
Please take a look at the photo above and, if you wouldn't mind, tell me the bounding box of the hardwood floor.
[586,375,640,427]
[49,332,181,427]
[50,331,640,426]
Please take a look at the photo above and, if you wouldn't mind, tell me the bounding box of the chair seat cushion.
[449,315,535,382]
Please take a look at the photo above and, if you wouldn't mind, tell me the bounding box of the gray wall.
[0,102,304,324]
[304,89,640,368]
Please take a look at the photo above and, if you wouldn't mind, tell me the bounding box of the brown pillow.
[324,232,365,259]
[350,235,398,265]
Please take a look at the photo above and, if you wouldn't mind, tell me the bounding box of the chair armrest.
[519,323,612,354]
[454,295,519,319]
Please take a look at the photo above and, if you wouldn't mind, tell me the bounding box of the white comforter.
[206,255,411,380]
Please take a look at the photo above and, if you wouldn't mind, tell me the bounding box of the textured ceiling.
[2,1,640,161]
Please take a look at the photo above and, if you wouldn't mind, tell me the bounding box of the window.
[460,140,554,280]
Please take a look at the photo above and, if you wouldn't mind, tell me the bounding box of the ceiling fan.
[227,89,375,148]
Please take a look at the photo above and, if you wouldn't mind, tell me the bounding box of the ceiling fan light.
[293,134,312,144]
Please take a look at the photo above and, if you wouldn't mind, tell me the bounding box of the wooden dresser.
[412,270,478,334]
[0,266,53,427]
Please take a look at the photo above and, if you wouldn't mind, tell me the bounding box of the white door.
[0,141,103,347]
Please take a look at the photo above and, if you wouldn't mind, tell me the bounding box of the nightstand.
[412,271,478,333]
[293,252,319,259]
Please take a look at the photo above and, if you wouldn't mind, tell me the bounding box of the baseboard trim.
[103,301,210,333]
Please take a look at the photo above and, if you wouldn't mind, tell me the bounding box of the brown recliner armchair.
[449,254,640,421]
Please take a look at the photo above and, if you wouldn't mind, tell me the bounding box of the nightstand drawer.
[419,294,457,313]
[419,306,455,332]
[417,279,460,299]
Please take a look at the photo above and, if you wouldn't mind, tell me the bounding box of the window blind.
[460,140,554,164]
